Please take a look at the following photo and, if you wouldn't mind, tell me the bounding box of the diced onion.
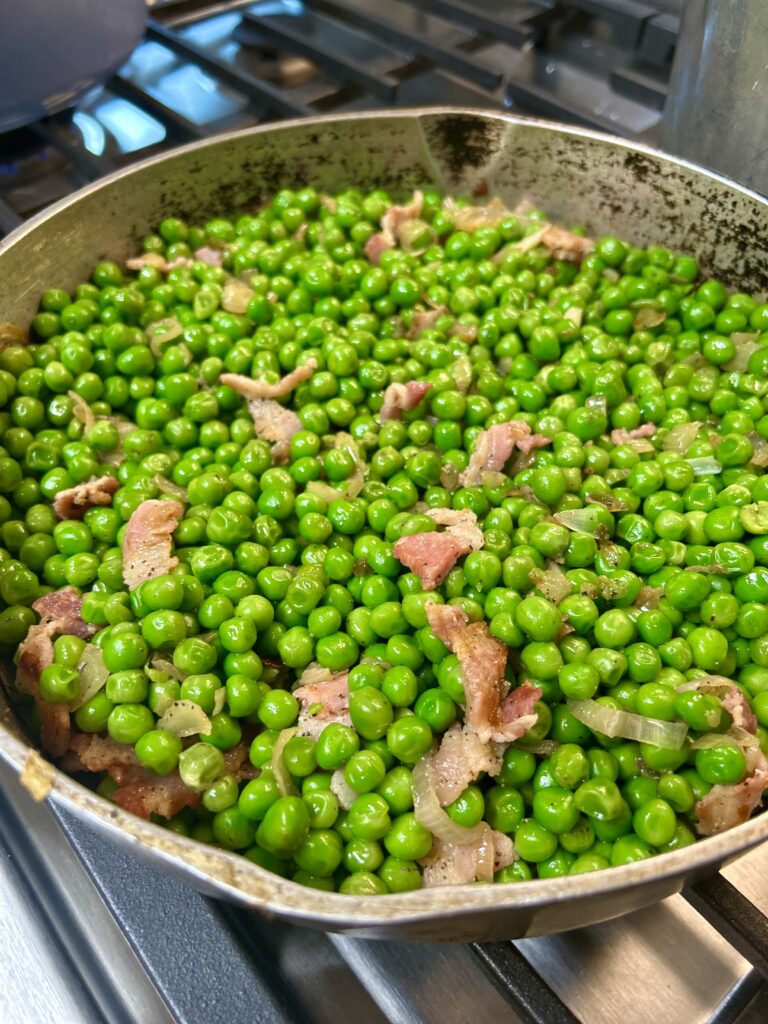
[71,644,109,709]
[568,699,688,749]
[271,727,298,797]
[686,457,722,476]
[156,700,212,737]
[723,332,760,372]
[221,279,253,314]
[553,507,604,536]
[213,686,226,717]
[330,768,357,810]
[663,421,701,454]
[563,307,583,328]
[689,733,741,751]
[334,433,366,498]
[474,825,496,883]
[154,474,188,501]
[685,563,730,575]
[513,226,548,253]
[585,492,629,512]
[412,756,487,845]
[440,463,460,490]
[451,322,477,343]
[453,196,510,232]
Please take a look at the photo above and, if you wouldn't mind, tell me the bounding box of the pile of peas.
[5,184,768,896]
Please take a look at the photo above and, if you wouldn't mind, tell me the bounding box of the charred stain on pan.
[423,113,505,184]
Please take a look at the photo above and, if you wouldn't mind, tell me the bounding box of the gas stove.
[1,3,767,1022]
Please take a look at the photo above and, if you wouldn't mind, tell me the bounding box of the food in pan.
[3,186,767,894]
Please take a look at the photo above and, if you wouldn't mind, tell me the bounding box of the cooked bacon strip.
[16,589,98,757]
[113,770,202,820]
[610,423,657,446]
[194,246,224,266]
[53,474,119,520]
[461,421,550,486]
[364,192,424,265]
[695,749,768,836]
[421,827,516,887]
[294,668,352,740]
[243,397,303,463]
[540,224,594,262]
[221,359,317,401]
[381,191,424,239]
[431,724,503,806]
[426,602,540,743]
[407,308,448,339]
[380,380,433,421]
[122,499,184,590]
[364,233,394,265]
[449,196,510,233]
[721,686,758,734]
[394,509,483,591]
[62,731,140,774]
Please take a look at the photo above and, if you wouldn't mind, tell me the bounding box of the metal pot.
[0,110,766,942]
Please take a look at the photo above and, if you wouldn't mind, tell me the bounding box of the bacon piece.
[62,731,140,774]
[426,602,539,743]
[53,474,119,520]
[540,225,594,262]
[421,826,516,887]
[461,420,548,486]
[610,423,657,446]
[426,602,470,648]
[364,233,394,265]
[17,589,98,757]
[407,308,448,339]
[431,725,503,806]
[113,771,202,820]
[294,668,351,740]
[194,246,224,266]
[240,396,303,463]
[450,196,510,233]
[394,508,483,590]
[380,380,433,421]
[721,686,758,734]
[381,191,424,239]
[221,360,317,401]
[695,750,768,836]
[122,499,184,590]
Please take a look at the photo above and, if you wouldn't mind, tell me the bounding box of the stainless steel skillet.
[0,109,766,942]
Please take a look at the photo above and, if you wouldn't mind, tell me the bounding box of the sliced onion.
[71,644,109,709]
[563,307,583,328]
[147,317,183,356]
[213,686,226,717]
[513,226,547,253]
[530,566,571,605]
[221,279,253,315]
[307,480,346,503]
[453,355,472,394]
[156,700,212,737]
[663,421,701,454]
[553,507,604,536]
[272,727,298,797]
[568,699,688,749]
[412,756,487,845]
[154,474,188,501]
[633,308,667,330]
[451,322,477,343]
[474,824,496,883]
[335,433,366,498]
[689,733,741,751]
[148,652,187,681]
[585,492,628,512]
[685,563,730,575]
[440,462,460,490]
[686,456,722,476]
[68,390,96,434]
[330,768,357,810]
[723,332,760,372]
[0,323,28,345]
[748,432,768,468]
